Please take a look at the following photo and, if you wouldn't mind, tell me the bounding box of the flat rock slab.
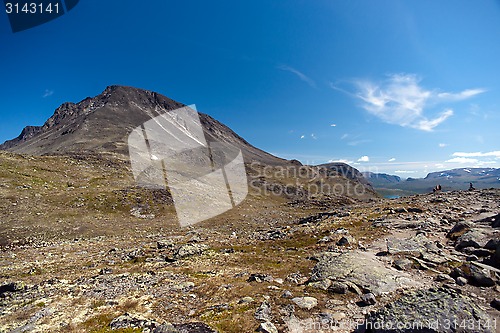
[256,321,278,333]
[376,218,433,230]
[386,233,435,256]
[175,322,218,333]
[310,251,420,296]
[292,297,318,310]
[365,287,494,333]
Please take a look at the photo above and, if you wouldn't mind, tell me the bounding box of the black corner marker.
[4,0,79,33]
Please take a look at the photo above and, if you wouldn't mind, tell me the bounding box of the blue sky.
[1,0,499,177]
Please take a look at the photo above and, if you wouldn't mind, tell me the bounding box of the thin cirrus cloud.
[348,139,371,146]
[299,134,317,139]
[339,133,370,146]
[437,89,485,101]
[388,158,396,162]
[42,89,54,98]
[331,74,485,131]
[278,65,317,88]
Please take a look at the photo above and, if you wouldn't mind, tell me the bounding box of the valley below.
[1,150,500,332]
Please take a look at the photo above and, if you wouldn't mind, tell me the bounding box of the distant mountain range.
[362,172,401,186]
[364,168,500,196]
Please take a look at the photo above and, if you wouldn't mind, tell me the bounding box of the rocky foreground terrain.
[2,185,500,332]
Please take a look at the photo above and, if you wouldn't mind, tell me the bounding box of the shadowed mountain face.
[362,172,401,186]
[319,162,374,190]
[0,86,286,165]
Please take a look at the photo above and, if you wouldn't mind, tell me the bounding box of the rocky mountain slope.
[0,85,285,166]
[0,86,377,204]
[319,163,373,190]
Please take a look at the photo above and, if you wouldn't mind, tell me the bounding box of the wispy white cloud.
[445,151,500,166]
[446,157,479,164]
[335,73,484,131]
[297,133,320,140]
[278,65,316,88]
[348,139,371,146]
[358,155,370,162]
[339,133,370,146]
[330,123,337,127]
[328,159,354,164]
[437,89,485,101]
[452,151,500,158]
[468,103,492,120]
[388,157,396,162]
[42,89,54,98]
[394,170,418,174]
[438,143,448,148]
[416,109,453,131]
[469,103,481,116]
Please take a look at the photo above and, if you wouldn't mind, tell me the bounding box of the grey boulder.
[365,287,494,333]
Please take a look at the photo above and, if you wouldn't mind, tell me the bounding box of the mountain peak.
[0,86,286,165]
[101,85,149,98]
